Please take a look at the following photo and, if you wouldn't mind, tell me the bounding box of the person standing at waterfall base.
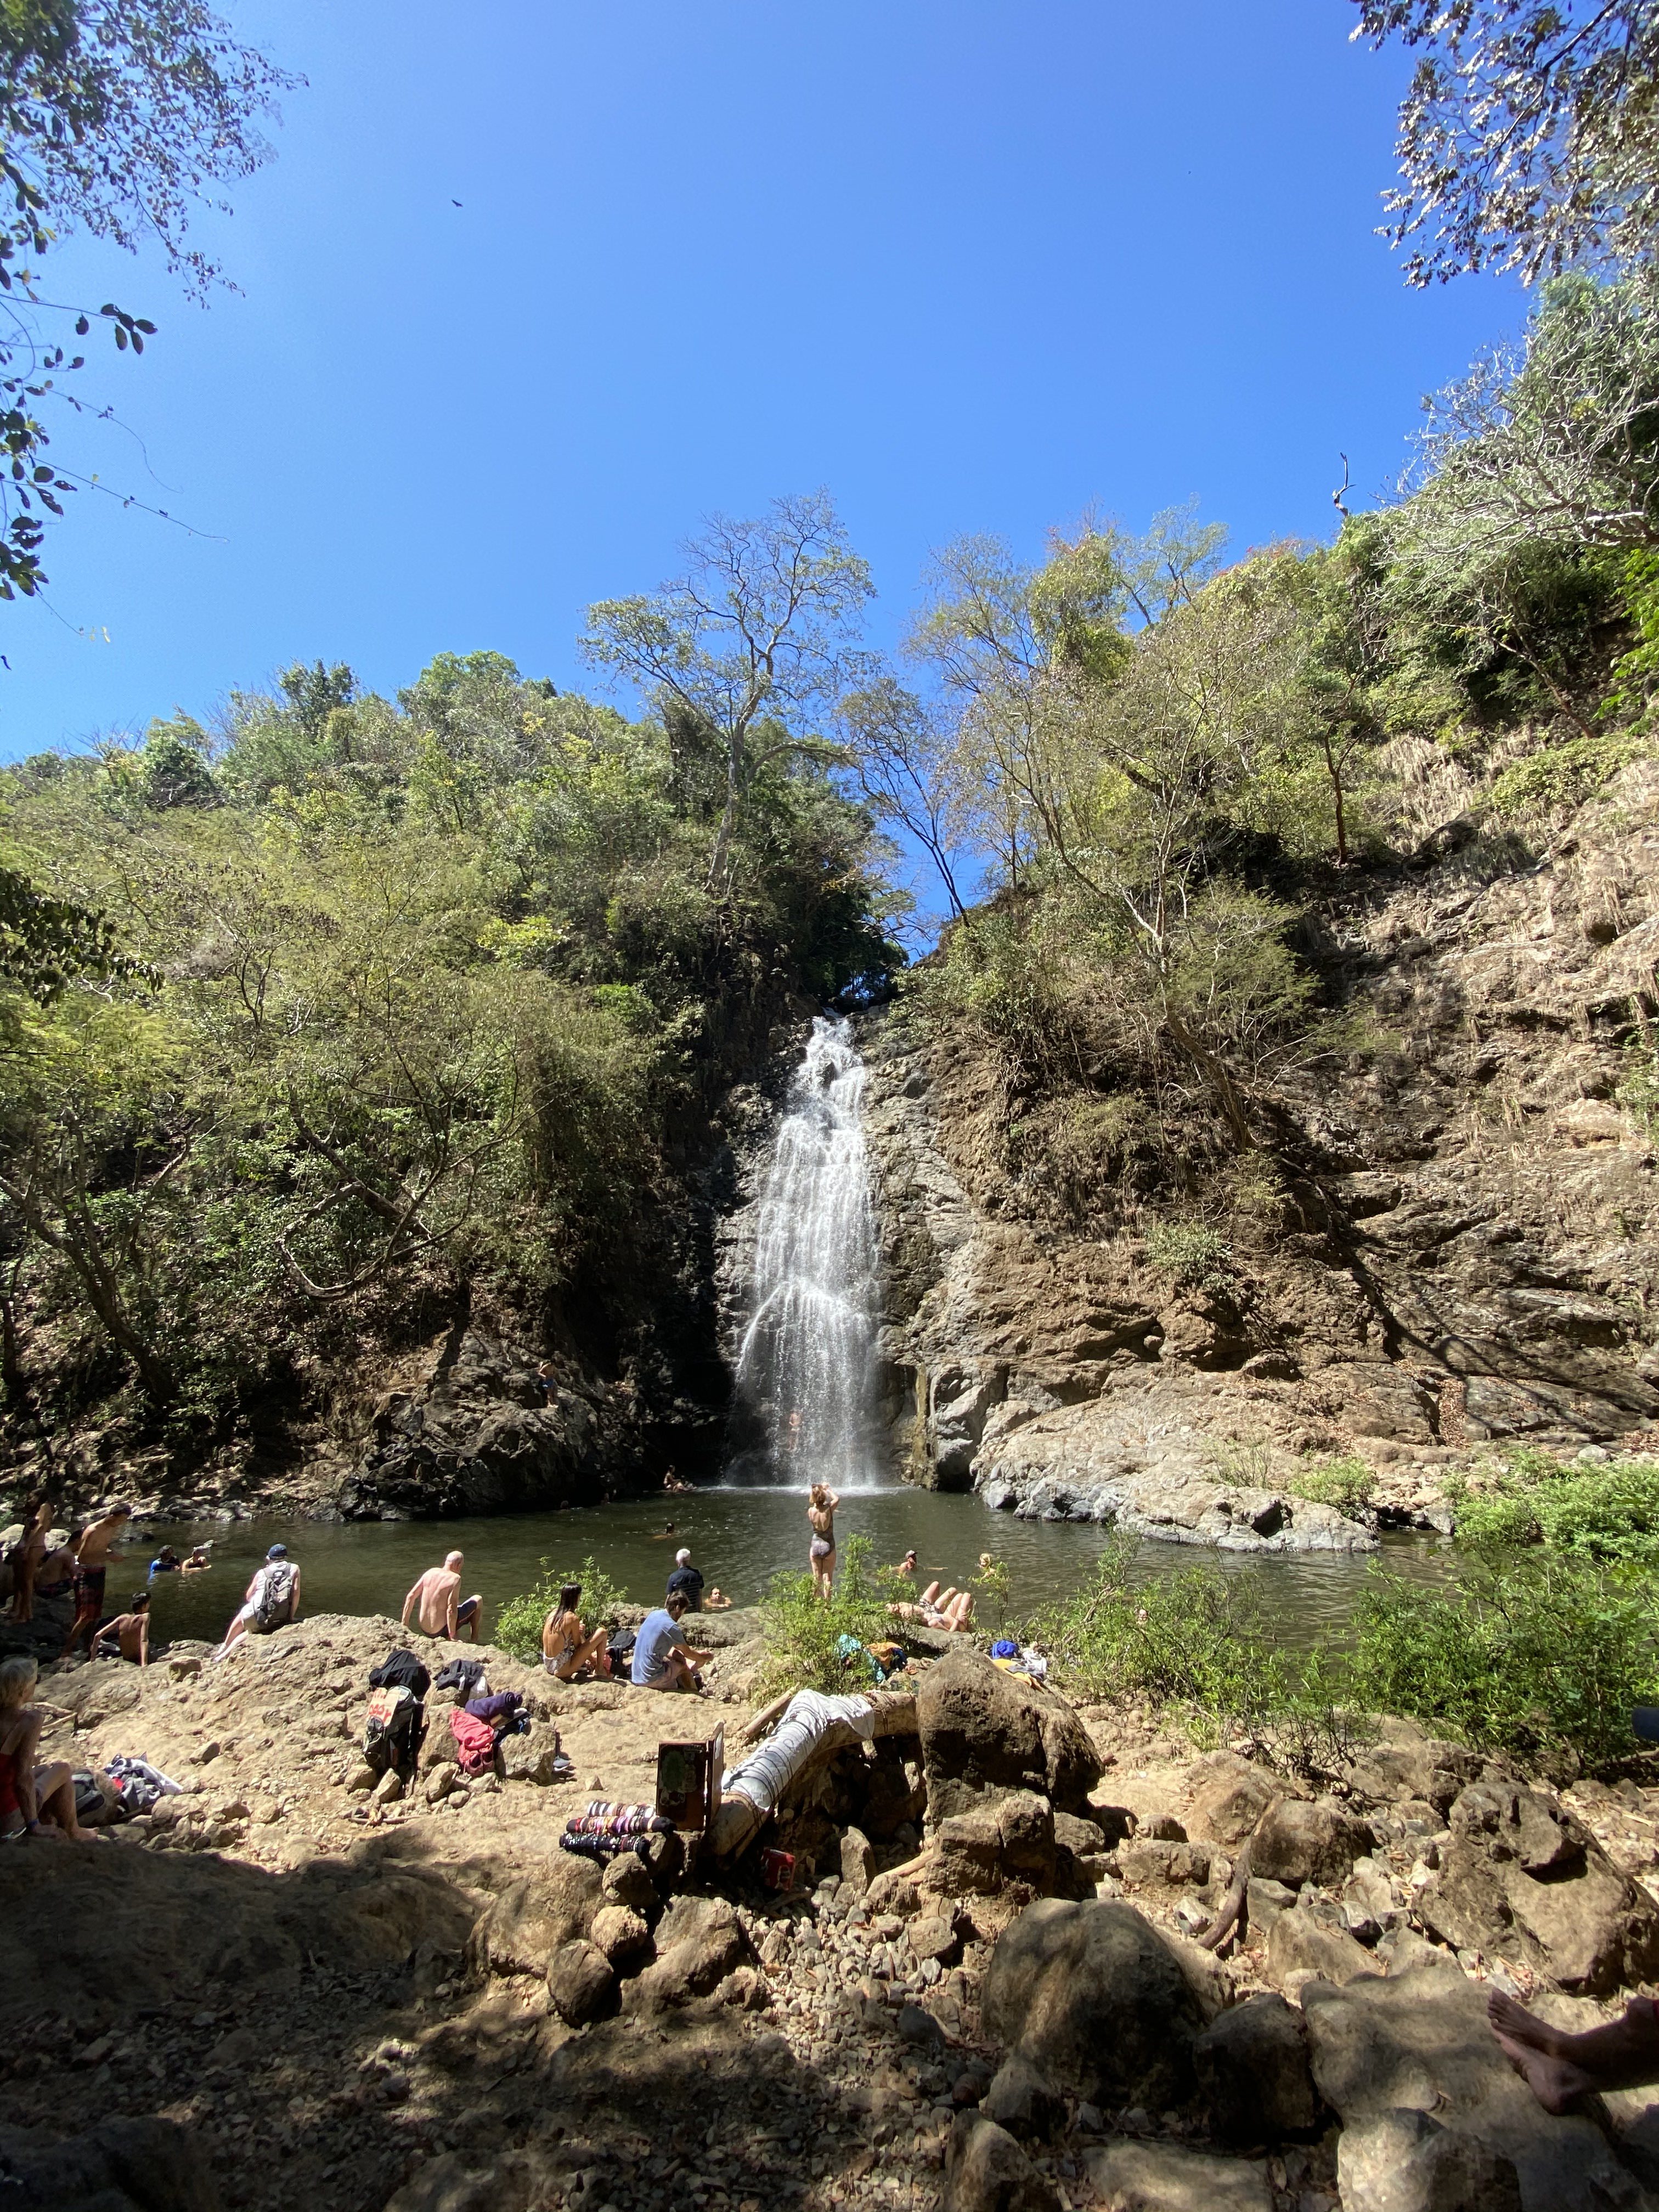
[808,1483,838,1599]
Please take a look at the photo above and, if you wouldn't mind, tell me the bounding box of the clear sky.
[0,0,1525,761]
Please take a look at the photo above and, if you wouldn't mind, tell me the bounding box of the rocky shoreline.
[9,1611,1659,2212]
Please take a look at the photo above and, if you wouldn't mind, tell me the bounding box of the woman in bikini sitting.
[808,1483,839,1600]
[541,1583,612,1681]
[0,1655,101,1841]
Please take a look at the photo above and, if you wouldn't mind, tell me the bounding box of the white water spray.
[732,1015,883,1491]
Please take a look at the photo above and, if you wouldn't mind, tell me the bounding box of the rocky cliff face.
[860,761,1659,1544]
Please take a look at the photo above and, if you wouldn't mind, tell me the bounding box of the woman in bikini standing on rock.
[807,1482,838,1599]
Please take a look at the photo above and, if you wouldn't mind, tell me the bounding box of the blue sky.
[0,0,1523,761]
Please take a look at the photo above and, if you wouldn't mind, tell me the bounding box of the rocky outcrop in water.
[860,765,1659,1539]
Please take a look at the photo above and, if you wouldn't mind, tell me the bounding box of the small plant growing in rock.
[493,1554,631,1664]
[1288,1453,1376,1517]
[1146,1218,1233,1290]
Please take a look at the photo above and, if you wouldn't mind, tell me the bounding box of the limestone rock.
[600,1850,658,1918]
[842,1825,876,1894]
[630,1894,752,2008]
[471,1854,602,1976]
[980,1898,1204,2110]
[918,1647,1102,1824]
[1250,1798,1373,1889]
[980,2055,1065,2141]
[1266,1906,1377,1990]
[589,1904,650,1963]
[499,1720,563,1786]
[1184,1751,1280,1847]
[1193,1993,1321,2142]
[1084,2137,1273,2211]
[545,1937,616,2028]
[943,2112,1060,2212]
[1418,1779,1659,1993]
[1301,1960,1646,2211]
[1336,2107,1522,2212]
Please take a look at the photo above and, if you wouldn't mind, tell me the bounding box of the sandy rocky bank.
[8,1610,1659,2212]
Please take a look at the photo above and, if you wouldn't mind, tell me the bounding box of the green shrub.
[757,1535,904,1697]
[1348,1553,1656,1771]
[1032,1534,1289,1738]
[493,1554,631,1664]
[1146,1219,1232,1289]
[1289,1454,1376,1517]
[1618,1040,1659,1139]
[1452,1453,1659,1569]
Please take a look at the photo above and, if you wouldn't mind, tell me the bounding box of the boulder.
[471,1854,602,1976]
[1418,1780,1659,1994]
[918,1648,1102,1824]
[630,1894,752,2008]
[1250,1798,1373,1889]
[371,1769,404,1806]
[842,1825,876,1894]
[423,1763,459,1805]
[1084,2138,1273,2211]
[545,1938,616,2028]
[980,1898,1204,2110]
[1184,1751,1280,1847]
[1265,1906,1377,1991]
[1301,1959,1645,2212]
[1345,1735,1483,1817]
[0,2115,221,2212]
[1120,1838,1212,1889]
[981,2055,1065,2141]
[997,1791,1057,1886]
[589,1904,650,1963]
[600,1852,658,1918]
[943,2113,1060,2212]
[1192,1993,1321,2142]
[910,1914,962,1966]
[934,1807,1007,1896]
[499,1721,564,1786]
[1336,2107,1522,2212]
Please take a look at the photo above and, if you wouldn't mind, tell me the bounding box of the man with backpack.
[209,1544,301,1661]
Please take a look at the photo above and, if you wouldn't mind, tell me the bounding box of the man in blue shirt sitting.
[630,1588,712,1694]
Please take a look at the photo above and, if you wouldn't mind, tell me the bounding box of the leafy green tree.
[582,492,874,889]
[1357,1,1659,284]
[0,2,294,597]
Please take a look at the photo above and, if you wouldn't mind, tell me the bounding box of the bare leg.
[1489,1991,1659,2112]
[34,1761,99,1842]
[210,1613,249,1662]
[12,1562,35,1623]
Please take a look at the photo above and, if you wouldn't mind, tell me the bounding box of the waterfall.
[730,1014,884,1491]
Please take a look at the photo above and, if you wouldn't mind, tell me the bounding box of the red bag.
[449,1706,496,1776]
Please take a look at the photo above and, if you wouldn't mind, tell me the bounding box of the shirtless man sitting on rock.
[400,1551,481,1642]
[1489,1988,1659,2113]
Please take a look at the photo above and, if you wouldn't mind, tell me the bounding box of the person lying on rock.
[1489,1988,1659,2113]
[0,1655,104,1841]
[402,1551,481,1642]
[542,1582,612,1681]
[93,1590,151,1666]
[630,1588,712,1694]
[59,1502,132,1662]
[888,1581,975,1632]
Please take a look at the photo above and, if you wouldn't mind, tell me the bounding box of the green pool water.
[117,1485,1452,1653]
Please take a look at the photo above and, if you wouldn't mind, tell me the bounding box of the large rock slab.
[1418,1780,1659,1994]
[980,1898,1203,2110]
[943,2113,1060,2212]
[1301,1960,1652,2211]
[918,1647,1102,1824]
[1336,2106,1522,2212]
[1084,2137,1273,2211]
[471,1854,601,1976]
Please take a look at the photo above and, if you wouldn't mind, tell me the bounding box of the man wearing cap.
[664,1547,704,1613]
[401,1550,482,1642]
[209,1544,302,1661]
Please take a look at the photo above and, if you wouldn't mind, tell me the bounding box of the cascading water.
[730,1015,884,1491]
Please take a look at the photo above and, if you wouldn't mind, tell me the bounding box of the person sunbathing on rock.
[888,1581,974,1631]
[1489,1988,1659,2113]
[541,1583,611,1681]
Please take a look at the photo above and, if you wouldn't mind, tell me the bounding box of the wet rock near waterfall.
[979,1898,1206,2111]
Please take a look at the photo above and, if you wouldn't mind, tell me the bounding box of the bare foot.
[1487,1990,1573,2060]
[1491,2027,1597,2114]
